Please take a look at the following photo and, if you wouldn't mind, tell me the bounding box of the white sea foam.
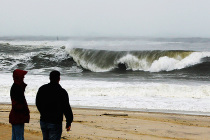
[112,52,210,72]
[117,54,150,71]
[1,73,210,112]
[149,52,210,72]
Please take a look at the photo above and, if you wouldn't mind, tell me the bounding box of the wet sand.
[1,104,210,140]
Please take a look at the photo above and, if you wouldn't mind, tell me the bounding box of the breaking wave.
[69,48,210,73]
[0,43,210,74]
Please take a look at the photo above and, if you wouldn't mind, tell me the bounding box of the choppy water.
[0,37,210,113]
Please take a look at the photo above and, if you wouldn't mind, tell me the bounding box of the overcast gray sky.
[1,0,210,37]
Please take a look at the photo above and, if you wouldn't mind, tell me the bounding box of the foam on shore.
[1,73,210,113]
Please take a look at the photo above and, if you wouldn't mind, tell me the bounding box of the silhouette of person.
[36,70,73,140]
[9,69,30,140]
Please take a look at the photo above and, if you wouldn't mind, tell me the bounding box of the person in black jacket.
[36,70,73,140]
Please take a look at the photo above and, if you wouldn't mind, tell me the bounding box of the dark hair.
[50,70,60,82]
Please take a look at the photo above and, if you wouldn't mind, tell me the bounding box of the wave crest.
[69,48,210,72]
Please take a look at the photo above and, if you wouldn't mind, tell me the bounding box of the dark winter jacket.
[36,82,73,128]
[9,83,30,124]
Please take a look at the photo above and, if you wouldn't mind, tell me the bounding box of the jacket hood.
[13,69,28,85]
[13,69,27,77]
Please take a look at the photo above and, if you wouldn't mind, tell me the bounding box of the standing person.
[36,70,73,140]
[9,69,30,140]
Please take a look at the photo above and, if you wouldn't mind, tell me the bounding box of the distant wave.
[69,48,210,72]
[0,43,79,73]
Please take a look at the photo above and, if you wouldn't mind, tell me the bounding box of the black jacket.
[36,82,73,127]
[9,83,30,124]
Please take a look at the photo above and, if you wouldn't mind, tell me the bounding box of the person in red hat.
[9,69,30,140]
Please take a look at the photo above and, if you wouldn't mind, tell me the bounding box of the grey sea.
[0,36,210,114]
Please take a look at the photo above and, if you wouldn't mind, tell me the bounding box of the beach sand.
[0,104,210,140]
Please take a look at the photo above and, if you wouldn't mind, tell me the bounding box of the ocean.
[0,36,210,114]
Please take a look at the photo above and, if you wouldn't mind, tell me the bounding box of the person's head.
[50,70,60,83]
[13,69,27,84]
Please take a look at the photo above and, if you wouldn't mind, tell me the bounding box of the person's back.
[9,69,30,140]
[36,71,73,140]
[36,82,72,125]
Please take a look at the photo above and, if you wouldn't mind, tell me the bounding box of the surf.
[1,42,210,75]
[69,48,209,72]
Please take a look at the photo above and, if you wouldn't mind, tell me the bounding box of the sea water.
[0,37,209,114]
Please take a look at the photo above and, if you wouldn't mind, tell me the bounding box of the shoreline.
[1,102,210,117]
[71,105,210,117]
[1,104,210,139]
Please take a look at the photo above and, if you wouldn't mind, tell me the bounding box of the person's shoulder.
[12,83,19,87]
[11,83,21,90]
[60,86,67,92]
[59,86,68,95]
[39,83,50,90]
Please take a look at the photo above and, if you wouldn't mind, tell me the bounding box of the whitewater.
[0,37,210,114]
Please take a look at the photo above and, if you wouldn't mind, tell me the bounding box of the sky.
[1,0,210,37]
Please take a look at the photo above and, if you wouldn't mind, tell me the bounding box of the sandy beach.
[0,104,210,140]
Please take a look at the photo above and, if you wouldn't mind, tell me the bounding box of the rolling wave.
[69,48,210,73]
[0,43,209,74]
